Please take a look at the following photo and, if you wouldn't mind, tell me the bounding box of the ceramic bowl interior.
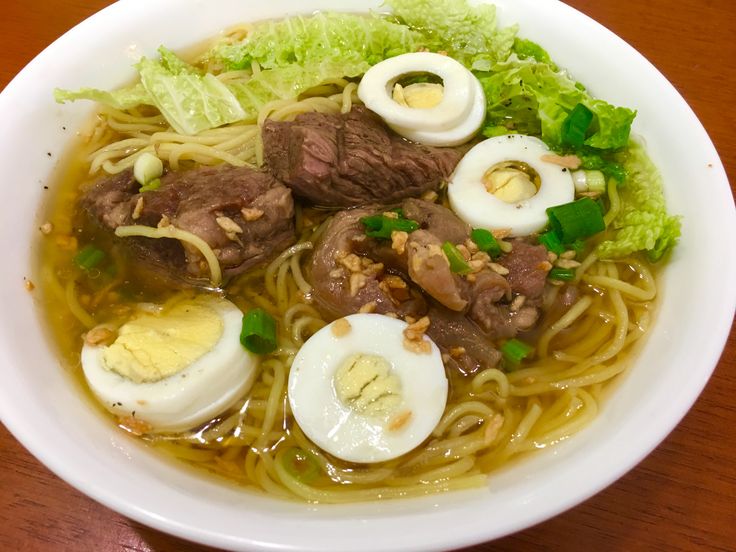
[0,1,733,551]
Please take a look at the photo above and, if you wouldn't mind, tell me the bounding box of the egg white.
[288,313,448,464]
[358,52,475,134]
[81,297,258,433]
[388,77,487,147]
[448,134,575,236]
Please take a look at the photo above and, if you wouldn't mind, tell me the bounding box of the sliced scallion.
[569,238,586,258]
[501,338,534,366]
[74,244,105,270]
[546,197,605,243]
[470,228,501,258]
[561,103,594,148]
[360,214,419,240]
[548,267,575,281]
[240,308,277,355]
[538,231,565,255]
[281,447,320,484]
[442,242,472,275]
[571,169,606,194]
[139,178,161,193]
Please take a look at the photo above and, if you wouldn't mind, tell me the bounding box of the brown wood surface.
[1,1,734,551]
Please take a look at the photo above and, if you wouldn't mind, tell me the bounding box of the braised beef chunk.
[498,239,550,302]
[262,106,463,207]
[82,165,295,284]
[308,198,552,373]
[309,207,427,320]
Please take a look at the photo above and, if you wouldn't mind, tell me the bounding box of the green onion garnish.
[281,447,320,484]
[74,244,105,270]
[442,242,472,274]
[538,231,565,255]
[561,103,594,147]
[546,197,605,243]
[501,338,534,366]
[470,228,501,258]
[549,267,575,281]
[360,214,419,240]
[240,308,277,355]
[139,178,161,192]
[569,238,586,258]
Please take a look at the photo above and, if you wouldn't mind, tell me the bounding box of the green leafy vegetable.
[209,12,423,71]
[596,142,681,260]
[135,54,245,135]
[226,59,371,121]
[442,242,472,275]
[470,228,501,258]
[360,213,419,239]
[56,47,245,136]
[386,0,517,70]
[478,58,636,150]
[54,83,152,111]
[578,152,627,182]
[240,308,278,355]
[512,38,555,68]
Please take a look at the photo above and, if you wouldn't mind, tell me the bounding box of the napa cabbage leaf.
[478,57,636,150]
[385,0,517,70]
[597,142,681,261]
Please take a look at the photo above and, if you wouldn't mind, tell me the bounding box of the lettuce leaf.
[227,60,373,120]
[597,142,681,260]
[478,58,635,150]
[385,0,517,70]
[209,12,424,71]
[135,57,245,135]
[54,83,152,111]
[55,48,245,135]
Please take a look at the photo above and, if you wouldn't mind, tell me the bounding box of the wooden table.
[1,1,734,550]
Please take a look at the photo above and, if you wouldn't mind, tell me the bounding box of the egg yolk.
[392,82,444,109]
[482,161,540,203]
[334,353,403,418]
[101,299,224,383]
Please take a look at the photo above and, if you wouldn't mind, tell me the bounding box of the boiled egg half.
[288,313,448,463]
[81,295,258,433]
[448,134,575,236]
[357,52,486,147]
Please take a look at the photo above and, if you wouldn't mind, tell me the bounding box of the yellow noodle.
[114,224,222,286]
[432,402,496,437]
[582,274,656,301]
[264,242,314,298]
[537,295,594,357]
[64,280,96,329]
[603,181,621,226]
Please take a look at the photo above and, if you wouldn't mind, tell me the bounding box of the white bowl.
[0,0,733,550]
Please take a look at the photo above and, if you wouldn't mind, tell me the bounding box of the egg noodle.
[38,54,656,503]
[140,205,653,502]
